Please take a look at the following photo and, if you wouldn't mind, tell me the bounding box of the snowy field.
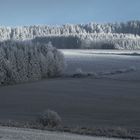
[0,49,140,138]
[0,126,124,140]
[61,49,140,81]
[60,49,140,56]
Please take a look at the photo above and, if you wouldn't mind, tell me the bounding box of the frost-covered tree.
[33,33,140,50]
[0,20,140,50]
[0,41,65,85]
[1,20,140,41]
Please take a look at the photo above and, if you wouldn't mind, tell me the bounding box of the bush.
[72,68,84,78]
[37,109,62,127]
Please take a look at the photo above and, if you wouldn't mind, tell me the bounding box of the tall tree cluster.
[0,41,65,85]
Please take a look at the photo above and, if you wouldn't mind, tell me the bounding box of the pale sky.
[0,0,139,26]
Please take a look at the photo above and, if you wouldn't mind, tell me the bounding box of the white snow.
[60,49,140,56]
[0,126,124,140]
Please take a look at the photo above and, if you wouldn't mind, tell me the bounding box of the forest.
[0,20,140,49]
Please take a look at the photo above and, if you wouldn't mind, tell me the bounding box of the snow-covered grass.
[60,49,140,56]
[0,126,125,140]
[61,49,140,81]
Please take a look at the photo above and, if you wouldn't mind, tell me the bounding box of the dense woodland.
[0,20,140,49]
[33,33,140,49]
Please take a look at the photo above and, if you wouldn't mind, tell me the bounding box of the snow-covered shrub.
[0,41,65,85]
[72,68,85,78]
[75,68,83,75]
[37,109,62,127]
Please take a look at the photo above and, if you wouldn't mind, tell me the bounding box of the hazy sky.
[0,0,139,26]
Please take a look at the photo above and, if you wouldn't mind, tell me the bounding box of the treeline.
[0,41,65,85]
[0,20,140,41]
[0,20,140,49]
[33,33,140,50]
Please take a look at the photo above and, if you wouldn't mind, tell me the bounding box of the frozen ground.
[0,49,140,138]
[60,49,140,56]
[61,49,140,81]
[0,126,124,140]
